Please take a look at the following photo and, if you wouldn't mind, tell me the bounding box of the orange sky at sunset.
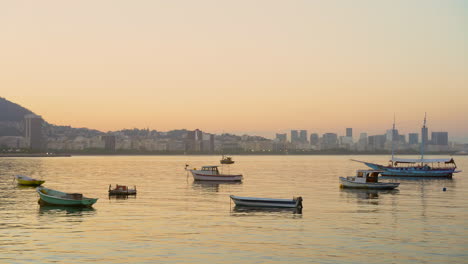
[1,1,467,140]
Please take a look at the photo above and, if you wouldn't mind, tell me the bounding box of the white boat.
[339,170,400,190]
[188,166,243,182]
[230,195,303,208]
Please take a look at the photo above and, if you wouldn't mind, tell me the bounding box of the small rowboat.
[15,175,45,186]
[339,170,399,190]
[109,184,137,195]
[230,195,303,208]
[36,186,98,207]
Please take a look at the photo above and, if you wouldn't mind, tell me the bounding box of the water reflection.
[108,194,137,200]
[192,181,242,193]
[340,188,399,200]
[38,204,96,216]
[232,205,302,214]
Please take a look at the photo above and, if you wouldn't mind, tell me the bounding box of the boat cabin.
[346,170,382,183]
[200,166,220,175]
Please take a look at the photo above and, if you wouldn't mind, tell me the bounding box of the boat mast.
[391,114,395,165]
[420,112,427,162]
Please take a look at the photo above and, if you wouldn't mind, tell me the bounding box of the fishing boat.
[339,170,400,189]
[187,165,243,182]
[108,184,137,195]
[230,195,303,208]
[352,158,459,177]
[36,186,98,207]
[353,114,460,178]
[15,175,45,186]
[220,155,235,164]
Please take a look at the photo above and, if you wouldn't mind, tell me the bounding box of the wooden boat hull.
[339,177,399,190]
[191,171,243,181]
[15,175,45,186]
[230,195,302,208]
[109,189,137,195]
[36,187,98,207]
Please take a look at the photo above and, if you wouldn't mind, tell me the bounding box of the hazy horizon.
[1,1,467,140]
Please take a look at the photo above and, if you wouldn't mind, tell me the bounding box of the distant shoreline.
[0,153,72,157]
[1,152,466,157]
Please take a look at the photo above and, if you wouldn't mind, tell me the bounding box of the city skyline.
[1,1,467,140]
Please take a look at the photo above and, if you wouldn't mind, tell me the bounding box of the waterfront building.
[290,130,299,143]
[409,133,419,145]
[299,130,308,143]
[102,135,116,152]
[24,114,44,151]
[431,132,448,145]
[422,123,429,147]
[321,133,338,149]
[368,135,386,150]
[275,133,287,142]
[346,128,353,138]
[309,133,319,146]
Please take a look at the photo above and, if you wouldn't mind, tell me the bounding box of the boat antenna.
[420,112,427,162]
[391,114,395,165]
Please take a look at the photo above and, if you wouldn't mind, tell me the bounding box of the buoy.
[443,187,447,192]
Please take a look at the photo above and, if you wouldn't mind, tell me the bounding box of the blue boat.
[353,114,461,178]
[352,158,459,177]
[37,186,98,207]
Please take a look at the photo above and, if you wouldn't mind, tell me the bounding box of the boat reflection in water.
[108,194,137,200]
[38,203,96,216]
[340,188,399,200]
[192,181,242,193]
[231,205,302,215]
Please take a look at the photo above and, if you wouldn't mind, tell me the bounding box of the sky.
[1,1,467,140]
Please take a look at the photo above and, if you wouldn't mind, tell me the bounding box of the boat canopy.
[391,158,455,164]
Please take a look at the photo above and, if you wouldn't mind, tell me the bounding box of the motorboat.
[187,165,243,182]
[36,186,98,207]
[339,170,400,190]
[109,184,137,195]
[15,175,45,186]
[220,155,235,164]
[230,195,303,208]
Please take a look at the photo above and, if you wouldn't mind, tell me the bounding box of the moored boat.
[220,155,235,164]
[109,184,137,195]
[353,158,459,177]
[36,186,98,207]
[352,114,460,178]
[15,175,45,186]
[230,195,303,208]
[187,166,243,182]
[339,170,399,190]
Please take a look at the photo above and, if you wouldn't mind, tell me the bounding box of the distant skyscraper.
[321,133,338,149]
[24,114,44,151]
[368,135,386,150]
[276,133,287,142]
[309,133,319,145]
[290,130,299,143]
[408,133,419,145]
[299,130,308,143]
[421,117,429,146]
[346,128,353,138]
[431,132,448,145]
[102,135,116,152]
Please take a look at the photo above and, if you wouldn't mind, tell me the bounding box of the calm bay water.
[1,155,467,263]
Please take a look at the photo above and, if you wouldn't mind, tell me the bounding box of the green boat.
[36,186,98,207]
